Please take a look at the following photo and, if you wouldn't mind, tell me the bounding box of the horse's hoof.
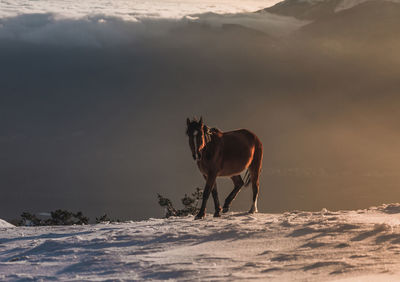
[213,212,221,218]
[248,209,258,214]
[195,213,205,220]
[222,207,229,213]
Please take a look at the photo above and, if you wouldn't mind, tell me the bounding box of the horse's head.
[186,117,206,160]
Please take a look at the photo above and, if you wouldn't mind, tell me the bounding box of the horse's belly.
[218,168,246,177]
[197,159,247,177]
[218,149,254,177]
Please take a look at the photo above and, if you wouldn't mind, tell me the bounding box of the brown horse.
[186,117,263,219]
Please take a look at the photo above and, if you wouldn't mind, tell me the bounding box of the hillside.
[264,0,341,20]
[265,0,400,19]
[298,0,400,39]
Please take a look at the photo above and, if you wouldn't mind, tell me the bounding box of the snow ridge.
[0,219,14,228]
[2,205,400,280]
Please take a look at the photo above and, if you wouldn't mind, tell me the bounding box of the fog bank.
[2,2,400,220]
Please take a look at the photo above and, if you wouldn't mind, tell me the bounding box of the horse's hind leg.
[222,175,244,213]
[249,143,263,214]
[249,177,259,214]
[212,183,222,217]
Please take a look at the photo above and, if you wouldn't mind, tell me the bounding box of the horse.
[186,117,263,219]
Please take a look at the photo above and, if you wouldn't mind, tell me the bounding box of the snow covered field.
[2,205,400,281]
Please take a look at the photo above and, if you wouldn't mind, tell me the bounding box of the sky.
[2,0,400,222]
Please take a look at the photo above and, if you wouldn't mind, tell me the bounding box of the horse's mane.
[205,126,222,138]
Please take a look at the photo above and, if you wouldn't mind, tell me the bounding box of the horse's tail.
[243,169,251,187]
[244,139,263,187]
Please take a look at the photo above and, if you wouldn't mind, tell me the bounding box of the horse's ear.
[186,118,190,127]
[199,116,203,125]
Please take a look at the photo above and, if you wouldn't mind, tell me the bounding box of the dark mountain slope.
[298,0,400,40]
[264,0,342,20]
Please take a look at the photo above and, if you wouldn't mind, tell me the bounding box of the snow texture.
[2,204,400,280]
[0,219,14,228]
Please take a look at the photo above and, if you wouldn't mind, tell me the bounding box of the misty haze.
[3,1,400,222]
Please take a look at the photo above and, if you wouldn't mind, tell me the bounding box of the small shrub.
[45,209,89,225]
[95,214,121,223]
[18,210,89,226]
[96,214,111,223]
[157,187,203,218]
[73,211,89,225]
[19,212,42,226]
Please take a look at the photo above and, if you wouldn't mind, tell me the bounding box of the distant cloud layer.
[0,0,281,21]
[0,12,306,47]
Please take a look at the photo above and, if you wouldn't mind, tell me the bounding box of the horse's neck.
[203,126,222,154]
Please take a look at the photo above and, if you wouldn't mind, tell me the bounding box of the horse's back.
[217,129,261,176]
[223,129,260,147]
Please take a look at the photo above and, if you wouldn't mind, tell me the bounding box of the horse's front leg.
[195,173,217,220]
[212,183,222,217]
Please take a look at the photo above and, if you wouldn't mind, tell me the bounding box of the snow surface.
[0,219,14,228]
[3,205,400,280]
